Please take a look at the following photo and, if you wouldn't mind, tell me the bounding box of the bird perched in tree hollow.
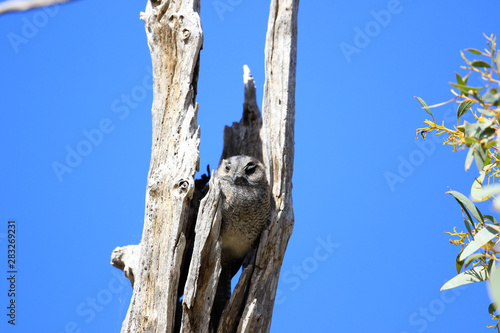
[211,155,271,327]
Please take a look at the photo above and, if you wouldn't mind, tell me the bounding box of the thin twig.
[0,0,76,15]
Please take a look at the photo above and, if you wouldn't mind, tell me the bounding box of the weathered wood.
[178,64,269,333]
[111,245,140,287]
[112,0,297,331]
[208,0,299,329]
[217,251,255,333]
[239,0,299,331]
[180,172,223,333]
[115,1,203,332]
[221,65,263,163]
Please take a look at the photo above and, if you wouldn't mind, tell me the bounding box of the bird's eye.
[225,164,231,172]
[245,163,256,175]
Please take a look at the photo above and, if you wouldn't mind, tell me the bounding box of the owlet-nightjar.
[212,155,271,325]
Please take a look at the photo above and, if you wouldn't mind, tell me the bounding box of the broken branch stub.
[221,65,264,163]
[110,245,140,287]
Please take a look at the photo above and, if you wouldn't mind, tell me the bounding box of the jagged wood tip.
[110,244,140,287]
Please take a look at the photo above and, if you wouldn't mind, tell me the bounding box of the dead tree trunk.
[111,0,298,332]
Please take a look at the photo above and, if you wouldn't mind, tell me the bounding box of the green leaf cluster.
[416,34,500,331]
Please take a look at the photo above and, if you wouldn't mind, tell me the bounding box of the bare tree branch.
[0,0,76,15]
[237,0,299,330]
[117,1,203,332]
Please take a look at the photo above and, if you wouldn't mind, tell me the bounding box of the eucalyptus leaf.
[485,155,492,168]
[464,137,479,147]
[470,170,486,201]
[456,250,464,274]
[480,127,496,139]
[471,184,500,202]
[483,88,500,105]
[465,48,483,55]
[486,141,496,149]
[489,303,498,316]
[456,72,466,86]
[440,266,487,291]
[459,226,498,261]
[465,145,475,171]
[450,82,483,95]
[472,90,484,103]
[473,144,487,171]
[457,100,474,120]
[447,190,484,224]
[477,108,496,116]
[415,96,434,118]
[478,119,494,130]
[464,253,485,269]
[464,121,481,139]
[453,201,475,236]
[484,214,498,225]
[464,219,473,237]
[489,264,500,310]
[472,60,492,68]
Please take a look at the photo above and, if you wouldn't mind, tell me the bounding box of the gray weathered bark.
[235,0,298,330]
[117,1,203,332]
[112,0,298,332]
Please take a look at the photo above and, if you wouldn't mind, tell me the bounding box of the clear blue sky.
[1,0,500,332]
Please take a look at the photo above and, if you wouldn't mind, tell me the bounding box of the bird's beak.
[232,176,247,185]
